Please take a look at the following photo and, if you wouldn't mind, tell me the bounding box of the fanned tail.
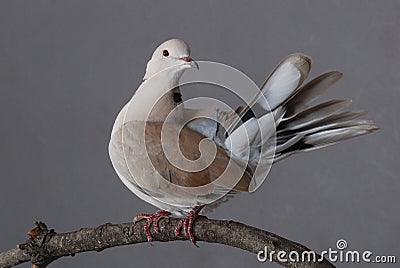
[273,71,378,162]
[227,54,378,164]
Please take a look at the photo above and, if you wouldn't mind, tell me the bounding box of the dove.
[108,39,377,245]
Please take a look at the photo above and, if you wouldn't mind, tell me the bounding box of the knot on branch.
[18,221,58,268]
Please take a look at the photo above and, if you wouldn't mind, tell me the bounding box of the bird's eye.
[162,50,169,57]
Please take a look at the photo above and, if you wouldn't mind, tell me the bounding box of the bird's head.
[143,39,199,80]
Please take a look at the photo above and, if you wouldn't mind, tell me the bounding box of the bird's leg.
[133,210,170,242]
[174,206,204,246]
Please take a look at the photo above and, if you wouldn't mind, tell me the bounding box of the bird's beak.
[180,56,199,70]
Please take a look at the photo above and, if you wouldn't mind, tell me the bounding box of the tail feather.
[258,53,311,111]
[306,110,367,129]
[275,134,304,153]
[296,119,375,136]
[284,71,343,119]
[235,53,311,130]
[279,99,352,131]
[303,125,378,148]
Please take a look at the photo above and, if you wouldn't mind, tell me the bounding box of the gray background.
[1,1,399,267]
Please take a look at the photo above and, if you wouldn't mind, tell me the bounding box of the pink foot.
[174,206,203,246]
[134,210,170,242]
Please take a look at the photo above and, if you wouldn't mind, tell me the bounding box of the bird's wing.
[143,121,252,191]
[109,120,251,210]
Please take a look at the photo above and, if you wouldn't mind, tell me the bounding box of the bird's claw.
[174,206,203,247]
[134,210,170,242]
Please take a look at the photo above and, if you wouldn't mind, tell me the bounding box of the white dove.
[108,39,377,245]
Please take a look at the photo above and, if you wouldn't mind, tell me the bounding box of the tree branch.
[0,218,334,268]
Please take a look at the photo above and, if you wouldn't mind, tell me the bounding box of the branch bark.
[0,218,334,268]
